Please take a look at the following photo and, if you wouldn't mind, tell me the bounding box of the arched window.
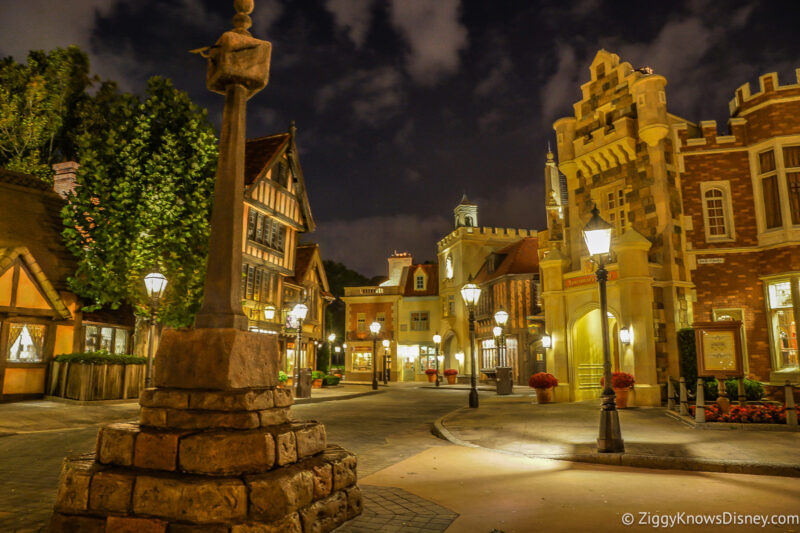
[465,216,473,227]
[700,181,734,242]
[704,188,727,236]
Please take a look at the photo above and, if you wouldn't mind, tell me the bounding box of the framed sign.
[692,321,744,378]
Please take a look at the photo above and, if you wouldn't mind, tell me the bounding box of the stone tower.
[49,2,362,531]
[454,193,478,228]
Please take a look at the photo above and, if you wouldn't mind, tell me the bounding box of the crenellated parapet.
[729,69,800,116]
[437,226,537,251]
[675,118,748,151]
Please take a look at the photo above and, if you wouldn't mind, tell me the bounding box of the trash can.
[295,368,312,399]
[496,366,513,395]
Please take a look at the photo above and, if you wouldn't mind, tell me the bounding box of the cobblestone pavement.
[335,486,458,533]
[0,386,469,532]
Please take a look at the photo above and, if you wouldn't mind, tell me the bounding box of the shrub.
[601,372,635,389]
[424,368,439,375]
[278,371,289,383]
[528,372,558,389]
[311,370,326,380]
[322,375,340,386]
[677,328,697,386]
[700,378,764,402]
[53,352,146,365]
[443,369,458,376]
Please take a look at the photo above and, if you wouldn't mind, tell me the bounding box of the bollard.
[667,379,675,410]
[679,377,688,416]
[737,376,746,405]
[695,378,705,423]
[786,381,798,426]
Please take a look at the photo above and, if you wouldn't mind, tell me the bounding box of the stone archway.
[570,309,619,401]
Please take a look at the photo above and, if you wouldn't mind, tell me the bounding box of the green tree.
[0,47,91,180]
[322,260,371,350]
[62,77,218,327]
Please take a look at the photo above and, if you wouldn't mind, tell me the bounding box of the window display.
[7,323,45,362]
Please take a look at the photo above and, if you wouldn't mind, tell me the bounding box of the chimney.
[385,251,413,286]
[52,161,80,198]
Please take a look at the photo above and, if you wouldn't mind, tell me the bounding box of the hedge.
[53,352,146,365]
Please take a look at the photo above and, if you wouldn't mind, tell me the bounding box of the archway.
[571,309,619,401]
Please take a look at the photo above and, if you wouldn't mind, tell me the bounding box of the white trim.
[699,181,735,242]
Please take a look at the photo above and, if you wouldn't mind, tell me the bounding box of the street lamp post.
[433,333,442,387]
[369,321,381,390]
[492,326,502,367]
[583,205,625,453]
[143,269,167,388]
[328,332,336,372]
[461,275,482,408]
[382,339,390,384]
[493,307,508,367]
[292,302,309,397]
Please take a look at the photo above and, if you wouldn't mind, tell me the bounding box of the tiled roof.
[402,263,439,296]
[474,237,539,284]
[244,133,290,186]
[292,243,316,283]
[0,168,52,191]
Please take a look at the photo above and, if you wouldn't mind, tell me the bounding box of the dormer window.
[415,275,425,290]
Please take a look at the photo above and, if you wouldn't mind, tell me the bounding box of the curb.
[432,410,800,478]
[294,389,385,405]
[43,396,141,406]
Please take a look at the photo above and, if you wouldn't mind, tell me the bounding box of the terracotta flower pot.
[312,379,323,389]
[535,387,553,403]
[613,387,630,408]
[427,374,437,383]
[446,375,457,385]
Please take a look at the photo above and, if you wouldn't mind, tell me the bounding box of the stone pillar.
[615,229,659,406]
[50,3,362,532]
[52,161,79,198]
[786,381,798,426]
[695,378,706,423]
[540,248,570,402]
[679,377,688,415]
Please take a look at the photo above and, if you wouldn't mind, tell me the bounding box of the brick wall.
[346,302,393,341]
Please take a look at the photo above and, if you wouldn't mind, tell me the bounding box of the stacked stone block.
[51,330,362,532]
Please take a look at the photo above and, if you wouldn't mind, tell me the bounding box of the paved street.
[2,387,800,532]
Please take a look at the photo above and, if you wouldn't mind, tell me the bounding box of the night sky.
[2,0,798,276]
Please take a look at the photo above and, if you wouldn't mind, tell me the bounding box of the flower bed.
[47,352,145,401]
[689,404,796,424]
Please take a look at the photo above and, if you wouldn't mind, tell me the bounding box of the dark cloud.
[4,0,797,275]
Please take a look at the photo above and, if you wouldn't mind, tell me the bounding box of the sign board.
[565,270,618,288]
[692,321,744,378]
[697,257,725,265]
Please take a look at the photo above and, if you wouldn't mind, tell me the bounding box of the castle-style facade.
[540,50,800,404]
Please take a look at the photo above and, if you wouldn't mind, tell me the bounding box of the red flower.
[529,372,558,389]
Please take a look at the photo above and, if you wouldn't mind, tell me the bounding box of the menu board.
[693,321,743,378]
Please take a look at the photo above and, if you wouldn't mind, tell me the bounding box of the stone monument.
[49,2,362,531]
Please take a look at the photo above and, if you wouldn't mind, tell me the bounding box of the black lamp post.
[433,333,442,387]
[292,302,309,397]
[461,275,482,408]
[382,339,390,384]
[494,307,508,367]
[143,269,167,388]
[583,205,625,453]
[369,321,381,390]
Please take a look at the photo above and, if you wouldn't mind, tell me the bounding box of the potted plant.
[311,370,325,389]
[424,368,439,383]
[277,371,289,388]
[601,372,635,408]
[443,368,458,385]
[528,372,558,403]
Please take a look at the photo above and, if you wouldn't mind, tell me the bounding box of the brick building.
[540,50,800,405]
[678,70,800,385]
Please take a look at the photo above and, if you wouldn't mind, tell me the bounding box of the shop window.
[480,338,498,368]
[418,345,438,372]
[410,312,429,331]
[84,325,131,354]
[352,351,372,371]
[766,279,798,371]
[7,323,45,362]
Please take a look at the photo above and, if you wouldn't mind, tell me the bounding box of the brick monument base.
[50,329,363,532]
